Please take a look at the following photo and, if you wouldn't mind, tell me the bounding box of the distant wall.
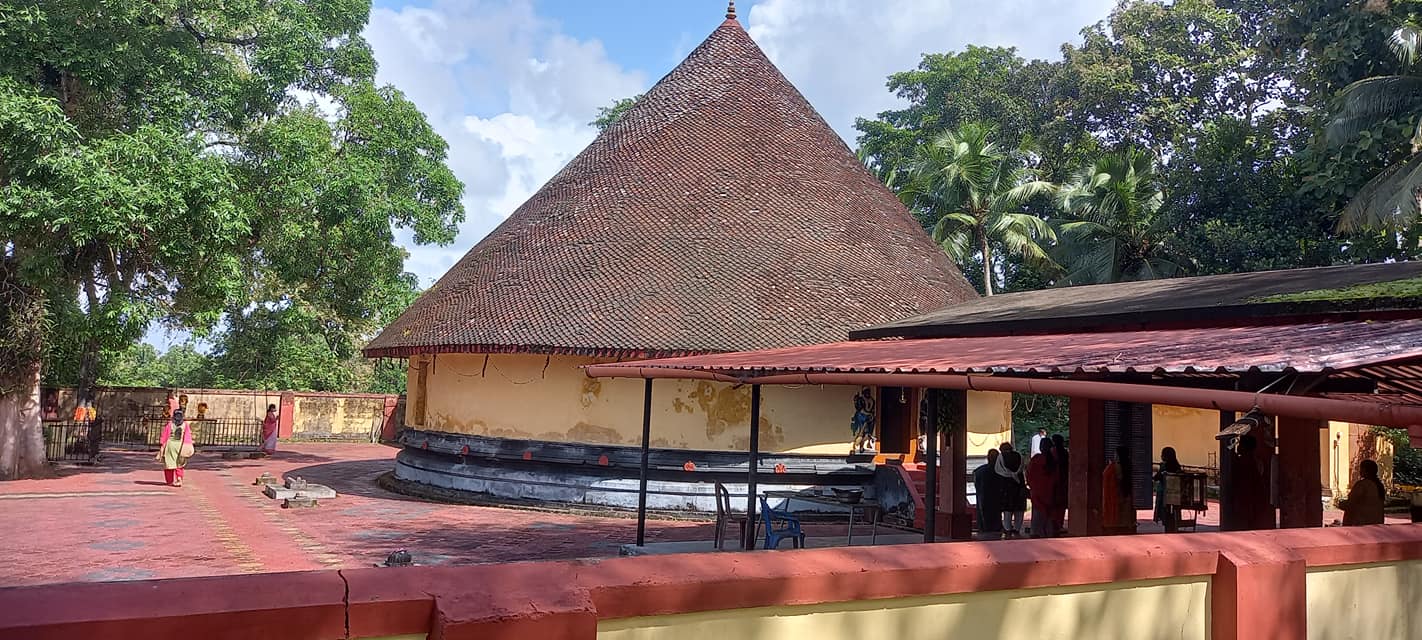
[43,386,400,443]
[5,525,1420,640]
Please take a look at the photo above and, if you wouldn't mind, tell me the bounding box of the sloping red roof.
[365,16,976,359]
[587,319,1422,378]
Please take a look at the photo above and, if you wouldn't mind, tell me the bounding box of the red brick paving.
[2,443,1406,587]
[0,443,715,586]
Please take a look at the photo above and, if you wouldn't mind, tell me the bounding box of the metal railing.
[42,422,97,462]
[98,417,262,449]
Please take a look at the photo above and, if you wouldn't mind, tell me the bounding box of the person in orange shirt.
[72,401,87,422]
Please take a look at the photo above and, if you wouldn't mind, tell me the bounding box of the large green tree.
[0,1,463,478]
[899,124,1057,295]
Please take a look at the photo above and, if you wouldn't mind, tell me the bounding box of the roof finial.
[725,1,737,20]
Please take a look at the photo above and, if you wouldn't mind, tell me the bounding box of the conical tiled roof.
[365,15,977,359]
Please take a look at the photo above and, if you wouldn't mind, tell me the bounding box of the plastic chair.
[759,496,805,550]
[713,482,735,549]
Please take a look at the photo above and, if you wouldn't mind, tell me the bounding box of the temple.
[363,11,1013,509]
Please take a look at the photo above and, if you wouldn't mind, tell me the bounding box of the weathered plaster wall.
[966,391,1012,456]
[411,354,1013,455]
[596,577,1209,640]
[411,353,858,453]
[291,395,386,441]
[1306,560,1422,640]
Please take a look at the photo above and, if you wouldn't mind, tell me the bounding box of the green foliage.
[591,95,641,131]
[1373,427,1422,487]
[101,343,211,389]
[898,123,1057,295]
[1055,148,1192,284]
[0,0,463,398]
[1011,394,1070,452]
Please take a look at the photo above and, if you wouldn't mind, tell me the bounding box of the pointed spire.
[725,1,737,21]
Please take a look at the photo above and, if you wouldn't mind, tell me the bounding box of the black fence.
[98,417,262,449]
[41,416,262,461]
[42,422,97,462]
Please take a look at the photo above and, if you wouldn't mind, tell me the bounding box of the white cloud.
[745,0,1116,142]
[363,0,645,286]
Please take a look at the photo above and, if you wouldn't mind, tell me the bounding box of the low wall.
[44,386,401,443]
[4,525,1420,640]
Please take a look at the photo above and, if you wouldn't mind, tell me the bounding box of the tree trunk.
[977,227,995,296]
[0,360,50,480]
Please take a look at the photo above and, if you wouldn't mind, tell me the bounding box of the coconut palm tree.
[1054,147,1190,284]
[899,123,1056,296]
[1329,18,1422,231]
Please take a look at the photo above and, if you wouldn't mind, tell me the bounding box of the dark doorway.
[878,387,918,456]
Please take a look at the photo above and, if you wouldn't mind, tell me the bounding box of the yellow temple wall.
[967,391,1013,455]
[1306,560,1422,640]
[408,353,1013,454]
[596,577,1209,640]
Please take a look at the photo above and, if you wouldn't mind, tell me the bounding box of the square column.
[931,389,972,539]
[1068,398,1105,536]
[1276,415,1324,529]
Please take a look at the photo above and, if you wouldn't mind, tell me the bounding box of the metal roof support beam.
[636,379,653,547]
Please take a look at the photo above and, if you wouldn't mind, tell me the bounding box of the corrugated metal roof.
[595,319,1422,377]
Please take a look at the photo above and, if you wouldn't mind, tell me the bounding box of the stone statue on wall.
[851,388,876,454]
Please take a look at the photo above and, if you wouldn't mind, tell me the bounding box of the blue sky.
[146,0,1117,350]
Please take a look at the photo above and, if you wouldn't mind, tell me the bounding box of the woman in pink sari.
[261,404,279,454]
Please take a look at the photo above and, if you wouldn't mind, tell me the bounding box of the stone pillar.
[1068,397,1105,536]
[1277,415,1324,528]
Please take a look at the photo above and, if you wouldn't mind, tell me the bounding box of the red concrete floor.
[0,443,716,587]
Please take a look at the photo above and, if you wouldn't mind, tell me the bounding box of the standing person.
[972,449,1004,538]
[156,409,194,487]
[996,443,1028,537]
[1051,434,1070,535]
[85,400,97,422]
[1027,439,1058,537]
[1154,446,1183,531]
[1030,428,1047,456]
[1103,446,1136,535]
[1339,459,1386,526]
[261,404,280,454]
[72,400,88,422]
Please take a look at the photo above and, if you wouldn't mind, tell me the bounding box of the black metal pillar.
[923,389,937,543]
[743,384,762,550]
[636,379,653,547]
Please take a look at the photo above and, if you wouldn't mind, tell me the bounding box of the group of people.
[153,391,281,487]
[972,429,1072,538]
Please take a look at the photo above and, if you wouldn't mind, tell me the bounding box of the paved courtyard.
[2,442,1406,587]
[0,443,719,587]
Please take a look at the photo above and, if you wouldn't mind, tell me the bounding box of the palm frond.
[1338,153,1422,231]
[1326,75,1422,146]
[1393,21,1422,65]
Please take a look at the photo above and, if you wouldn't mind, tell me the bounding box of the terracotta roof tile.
[365,17,975,359]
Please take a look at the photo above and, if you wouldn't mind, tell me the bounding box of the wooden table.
[763,490,883,545]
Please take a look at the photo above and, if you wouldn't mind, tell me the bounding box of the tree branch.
[179,14,257,47]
